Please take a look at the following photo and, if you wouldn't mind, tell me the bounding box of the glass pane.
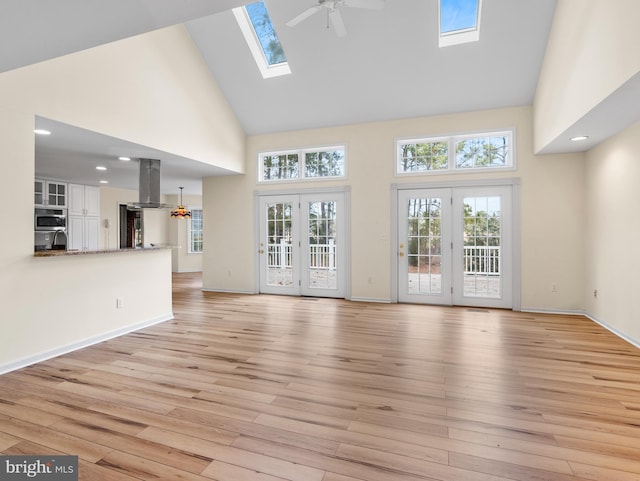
[245,1,287,66]
[262,153,299,181]
[399,141,448,172]
[304,149,345,178]
[463,196,501,298]
[407,197,442,295]
[190,209,203,252]
[266,202,293,287]
[307,201,337,290]
[440,0,479,33]
[455,135,509,169]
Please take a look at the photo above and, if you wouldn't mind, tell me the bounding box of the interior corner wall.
[0,25,244,372]
[584,121,640,346]
[201,106,586,311]
[0,107,173,373]
[533,0,640,153]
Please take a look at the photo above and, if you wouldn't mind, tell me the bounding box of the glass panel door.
[258,193,346,298]
[398,189,452,304]
[452,186,512,308]
[300,193,345,298]
[259,195,300,295]
[398,186,512,308]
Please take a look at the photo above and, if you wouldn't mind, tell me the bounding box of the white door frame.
[254,186,351,299]
[391,179,521,310]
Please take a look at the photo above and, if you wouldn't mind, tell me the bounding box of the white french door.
[258,192,346,298]
[398,185,513,308]
[398,189,452,305]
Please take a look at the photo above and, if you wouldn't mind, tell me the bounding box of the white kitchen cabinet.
[67,183,100,251]
[68,184,99,216]
[68,215,100,251]
[35,179,67,208]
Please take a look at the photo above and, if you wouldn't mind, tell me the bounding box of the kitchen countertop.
[33,246,172,257]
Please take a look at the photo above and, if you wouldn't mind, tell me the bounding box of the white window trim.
[187,207,203,254]
[232,6,291,79]
[258,145,347,184]
[395,129,515,176]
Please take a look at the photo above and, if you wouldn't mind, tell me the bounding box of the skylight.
[232,1,291,79]
[439,0,482,48]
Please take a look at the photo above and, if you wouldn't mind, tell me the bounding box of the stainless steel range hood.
[131,158,168,209]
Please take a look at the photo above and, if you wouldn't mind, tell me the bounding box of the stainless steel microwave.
[35,208,66,231]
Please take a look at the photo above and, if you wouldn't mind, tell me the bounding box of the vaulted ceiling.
[4,0,559,193]
[188,0,557,135]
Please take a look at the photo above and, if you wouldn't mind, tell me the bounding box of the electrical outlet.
[116,298,124,309]
[593,289,598,298]
[551,283,557,293]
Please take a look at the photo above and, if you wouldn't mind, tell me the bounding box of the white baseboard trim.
[0,312,174,375]
[584,312,640,350]
[350,297,392,303]
[520,307,586,316]
[201,288,257,295]
[521,307,640,350]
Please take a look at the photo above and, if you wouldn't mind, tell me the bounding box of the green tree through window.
[245,2,287,65]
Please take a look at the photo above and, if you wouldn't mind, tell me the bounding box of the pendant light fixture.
[170,187,191,219]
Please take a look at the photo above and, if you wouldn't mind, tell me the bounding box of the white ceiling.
[188,0,558,135]
[34,117,233,196]
[12,1,568,194]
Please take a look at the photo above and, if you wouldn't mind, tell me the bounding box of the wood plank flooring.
[1,272,640,480]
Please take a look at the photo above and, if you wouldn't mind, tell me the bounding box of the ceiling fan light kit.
[286,0,385,37]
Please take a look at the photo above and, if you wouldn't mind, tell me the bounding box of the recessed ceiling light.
[96,166,107,171]
[100,180,109,184]
[118,156,131,161]
[34,129,51,135]
[570,135,589,141]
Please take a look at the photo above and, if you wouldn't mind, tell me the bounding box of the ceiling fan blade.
[329,9,347,37]
[286,5,322,27]
[344,0,385,10]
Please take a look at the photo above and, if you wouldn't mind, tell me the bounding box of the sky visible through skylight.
[440,0,479,33]
[245,1,287,66]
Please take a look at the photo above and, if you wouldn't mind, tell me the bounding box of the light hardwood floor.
[1,272,640,480]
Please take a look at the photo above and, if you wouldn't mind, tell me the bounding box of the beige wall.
[534,0,640,152]
[0,26,244,371]
[584,121,640,345]
[100,187,140,250]
[202,106,586,310]
[0,110,173,372]
[0,25,245,172]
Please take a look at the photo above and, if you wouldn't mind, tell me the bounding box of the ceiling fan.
[286,0,385,38]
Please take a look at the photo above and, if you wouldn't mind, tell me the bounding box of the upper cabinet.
[68,184,100,217]
[68,184,100,252]
[35,179,67,208]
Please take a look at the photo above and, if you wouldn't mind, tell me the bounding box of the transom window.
[259,146,346,183]
[233,1,291,78]
[439,0,482,48]
[396,130,513,175]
